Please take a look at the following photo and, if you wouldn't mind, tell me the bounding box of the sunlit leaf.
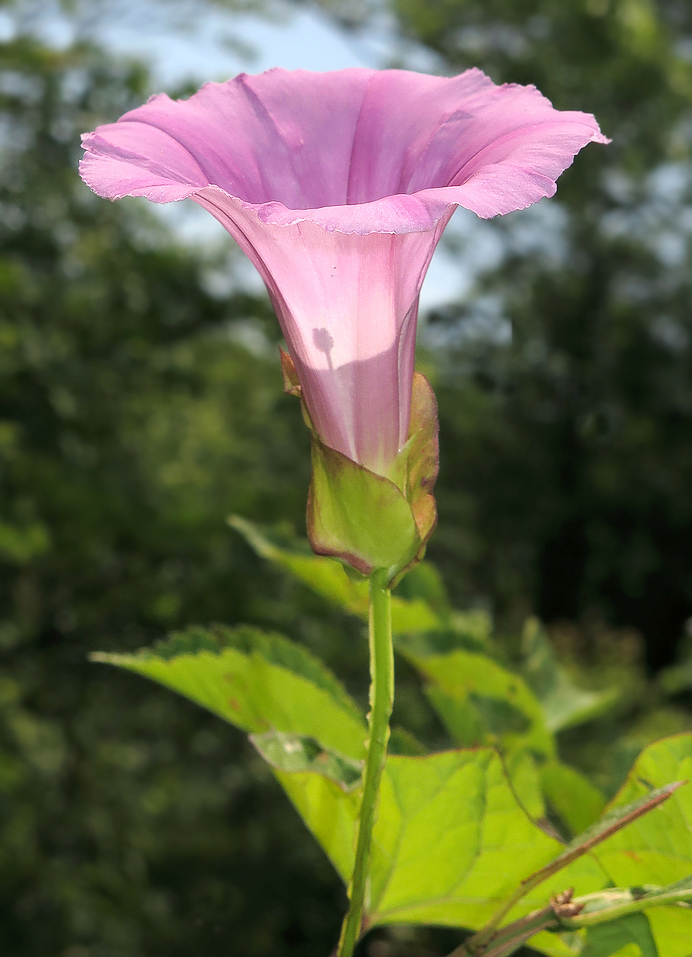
[520,782,683,894]
[388,726,428,756]
[266,743,604,936]
[256,736,360,882]
[581,913,657,957]
[598,736,692,886]
[92,624,367,760]
[594,735,692,956]
[540,760,607,836]
[646,907,692,957]
[94,630,692,956]
[251,730,362,790]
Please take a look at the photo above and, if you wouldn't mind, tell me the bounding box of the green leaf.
[93,631,692,956]
[393,618,492,660]
[521,619,620,733]
[594,735,692,957]
[251,731,362,791]
[394,559,451,620]
[262,745,360,883]
[519,782,683,894]
[229,515,444,634]
[581,913,658,957]
[388,726,428,756]
[540,760,607,836]
[447,608,493,650]
[92,624,367,761]
[229,518,494,646]
[268,745,605,932]
[646,907,692,957]
[459,876,692,957]
[461,781,683,957]
[598,735,692,887]
[400,644,555,757]
[229,515,369,612]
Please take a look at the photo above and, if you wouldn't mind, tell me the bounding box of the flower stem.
[337,567,394,957]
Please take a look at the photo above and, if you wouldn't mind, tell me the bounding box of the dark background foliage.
[2,0,692,954]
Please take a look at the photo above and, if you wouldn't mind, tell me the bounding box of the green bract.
[282,351,438,584]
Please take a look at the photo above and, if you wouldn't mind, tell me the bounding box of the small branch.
[451,889,583,957]
[468,781,683,951]
[447,875,692,957]
[563,877,692,929]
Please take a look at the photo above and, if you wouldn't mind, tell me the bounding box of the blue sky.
[93,0,390,84]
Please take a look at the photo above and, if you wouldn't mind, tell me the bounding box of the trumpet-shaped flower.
[80,67,608,481]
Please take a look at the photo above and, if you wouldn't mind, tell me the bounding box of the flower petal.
[80,122,209,201]
[82,69,374,209]
[79,67,609,475]
[345,69,609,202]
[193,185,445,471]
[80,67,608,234]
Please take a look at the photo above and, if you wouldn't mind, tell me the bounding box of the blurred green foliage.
[2,0,692,954]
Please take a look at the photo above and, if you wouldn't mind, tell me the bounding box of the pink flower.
[80,67,608,479]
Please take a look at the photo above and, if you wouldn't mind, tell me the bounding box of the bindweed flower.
[80,67,608,579]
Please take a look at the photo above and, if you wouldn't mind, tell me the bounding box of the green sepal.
[307,434,423,581]
[281,349,439,585]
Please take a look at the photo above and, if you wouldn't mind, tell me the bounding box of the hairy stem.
[337,568,394,957]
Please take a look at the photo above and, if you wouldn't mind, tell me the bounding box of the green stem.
[337,567,394,957]
[447,906,558,957]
